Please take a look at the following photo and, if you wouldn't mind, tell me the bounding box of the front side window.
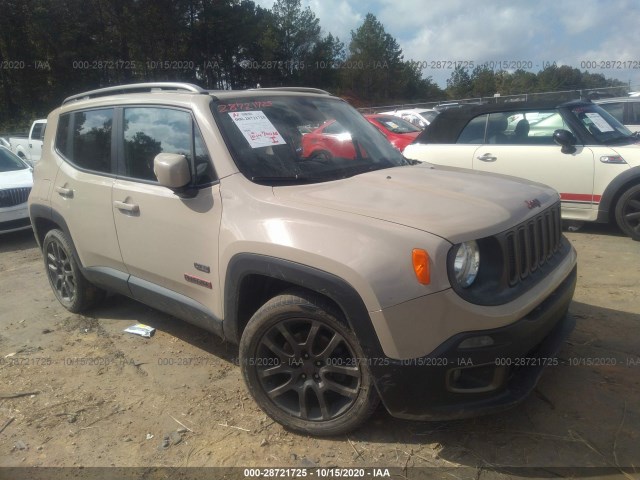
[55,109,113,173]
[123,107,215,184]
[212,96,408,185]
[505,110,568,145]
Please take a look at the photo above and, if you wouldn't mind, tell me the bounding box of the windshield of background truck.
[569,104,634,144]
[212,96,408,185]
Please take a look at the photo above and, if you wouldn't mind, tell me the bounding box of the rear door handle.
[113,201,139,214]
[477,153,497,162]
[55,186,74,198]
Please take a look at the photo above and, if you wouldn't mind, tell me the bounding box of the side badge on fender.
[184,273,212,289]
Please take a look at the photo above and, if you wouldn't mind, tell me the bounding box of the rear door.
[111,106,223,324]
[51,108,126,273]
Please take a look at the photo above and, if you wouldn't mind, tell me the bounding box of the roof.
[415,99,592,144]
[62,82,332,105]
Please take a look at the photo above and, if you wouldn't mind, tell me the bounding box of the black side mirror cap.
[553,129,577,154]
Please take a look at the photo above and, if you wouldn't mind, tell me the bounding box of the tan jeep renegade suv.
[29,83,577,435]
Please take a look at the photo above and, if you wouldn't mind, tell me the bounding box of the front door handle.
[113,200,139,214]
[55,186,74,198]
[477,153,497,162]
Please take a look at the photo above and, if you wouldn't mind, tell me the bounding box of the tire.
[42,229,105,312]
[239,289,380,436]
[614,184,640,241]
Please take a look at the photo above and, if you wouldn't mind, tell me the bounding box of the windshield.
[568,105,634,144]
[0,147,28,172]
[419,110,438,123]
[212,96,408,185]
[370,115,421,134]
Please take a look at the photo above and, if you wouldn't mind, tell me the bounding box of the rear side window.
[55,109,113,174]
[31,122,45,141]
[122,107,215,184]
[457,115,487,144]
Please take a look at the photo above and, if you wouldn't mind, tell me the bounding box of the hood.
[0,168,33,189]
[273,164,559,244]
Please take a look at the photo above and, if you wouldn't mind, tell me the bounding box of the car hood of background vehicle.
[0,168,32,188]
[273,164,559,244]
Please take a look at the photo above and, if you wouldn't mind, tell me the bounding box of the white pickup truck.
[8,119,47,165]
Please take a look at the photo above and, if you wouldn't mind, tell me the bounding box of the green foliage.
[446,64,627,100]
[0,1,629,130]
[341,13,443,103]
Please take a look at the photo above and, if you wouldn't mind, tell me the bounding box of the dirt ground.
[0,223,639,478]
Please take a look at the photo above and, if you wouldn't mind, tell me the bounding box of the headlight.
[452,241,480,288]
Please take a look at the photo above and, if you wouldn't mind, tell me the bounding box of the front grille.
[0,187,31,208]
[502,203,562,287]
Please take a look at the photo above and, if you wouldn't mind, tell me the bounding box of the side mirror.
[154,153,190,189]
[553,129,577,154]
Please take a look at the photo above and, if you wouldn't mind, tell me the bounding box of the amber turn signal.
[412,249,430,285]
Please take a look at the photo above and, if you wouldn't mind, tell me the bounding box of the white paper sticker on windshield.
[585,112,614,132]
[228,111,287,148]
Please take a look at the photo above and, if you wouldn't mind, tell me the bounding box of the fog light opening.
[447,364,506,393]
[458,335,495,349]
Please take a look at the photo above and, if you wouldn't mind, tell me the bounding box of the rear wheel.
[43,229,105,312]
[239,289,379,436]
[615,184,640,241]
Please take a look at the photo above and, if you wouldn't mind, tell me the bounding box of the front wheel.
[615,184,640,240]
[239,289,379,436]
[42,229,105,312]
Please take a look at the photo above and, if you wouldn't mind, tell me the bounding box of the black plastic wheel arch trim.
[223,253,384,361]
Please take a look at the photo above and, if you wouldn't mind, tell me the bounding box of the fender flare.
[223,253,384,359]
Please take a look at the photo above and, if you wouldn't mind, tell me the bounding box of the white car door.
[471,111,596,215]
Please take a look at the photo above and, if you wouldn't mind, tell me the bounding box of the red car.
[364,114,421,151]
[301,115,421,160]
[301,120,357,160]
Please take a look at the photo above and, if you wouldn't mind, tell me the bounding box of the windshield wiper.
[250,175,328,185]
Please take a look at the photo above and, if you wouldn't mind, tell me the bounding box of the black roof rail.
[62,82,208,105]
[247,87,331,95]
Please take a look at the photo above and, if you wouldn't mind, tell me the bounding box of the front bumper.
[369,265,577,420]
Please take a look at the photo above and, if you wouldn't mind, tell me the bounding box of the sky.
[254,0,640,90]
